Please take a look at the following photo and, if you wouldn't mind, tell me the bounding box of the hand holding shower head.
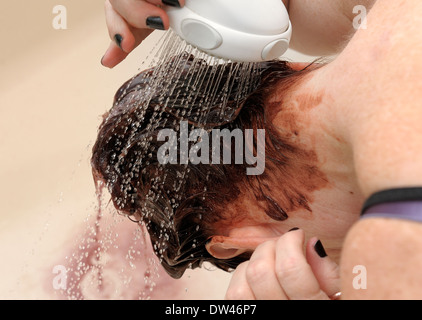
[166,0,292,62]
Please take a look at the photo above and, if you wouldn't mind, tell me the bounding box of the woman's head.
[91,54,319,279]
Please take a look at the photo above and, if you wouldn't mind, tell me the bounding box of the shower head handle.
[166,0,292,62]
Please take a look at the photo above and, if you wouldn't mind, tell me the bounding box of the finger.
[306,237,341,299]
[275,229,328,300]
[145,0,185,6]
[225,262,256,300]
[101,41,129,68]
[105,0,139,53]
[245,240,288,300]
[109,0,169,30]
[101,29,153,69]
[103,0,154,68]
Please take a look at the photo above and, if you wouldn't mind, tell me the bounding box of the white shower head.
[166,0,292,62]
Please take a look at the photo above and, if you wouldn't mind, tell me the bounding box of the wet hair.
[91,54,311,279]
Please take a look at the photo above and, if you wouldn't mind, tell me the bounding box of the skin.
[102,0,422,300]
[331,0,422,299]
[207,61,363,299]
[102,0,185,68]
[221,0,422,300]
[101,0,373,67]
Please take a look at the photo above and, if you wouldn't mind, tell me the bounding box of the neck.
[265,63,365,259]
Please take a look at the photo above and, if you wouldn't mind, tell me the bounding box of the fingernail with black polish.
[288,227,300,232]
[146,16,165,30]
[162,0,181,7]
[314,240,328,258]
[114,34,123,49]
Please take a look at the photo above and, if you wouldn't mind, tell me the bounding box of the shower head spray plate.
[167,0,292,62]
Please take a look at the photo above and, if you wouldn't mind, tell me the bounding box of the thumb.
[306,237,341,300]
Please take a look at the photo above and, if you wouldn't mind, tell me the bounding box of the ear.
[205,233,279,260]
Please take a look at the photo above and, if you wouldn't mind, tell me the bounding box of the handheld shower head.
[166,0,292,62]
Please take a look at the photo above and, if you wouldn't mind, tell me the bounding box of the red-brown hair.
[91,54,313,278]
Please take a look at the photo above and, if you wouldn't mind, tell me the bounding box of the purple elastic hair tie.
[362,201,422,223]
[361,188,422,223]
